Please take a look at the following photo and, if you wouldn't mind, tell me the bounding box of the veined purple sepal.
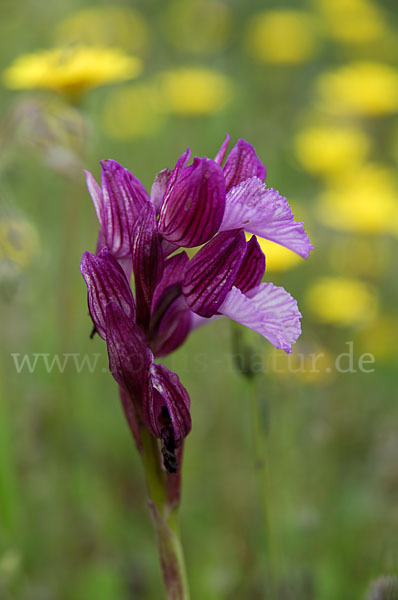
[95,229,106,254]
[161,148,191,205]
[233,235,265,293]
[85,170,104,228]
[132,202,164,330]
[158,157,226,248]
[99,159,149,257]
[221,177,314,258]
[80,248,136,339]
[182,230,246,318]
[150,168,173,212]
[105,302,152,402]
[222,138,266,192]
[219,283,302,353]
[143,363,191,457]
[214,133,230,166]
[95,230,132,281]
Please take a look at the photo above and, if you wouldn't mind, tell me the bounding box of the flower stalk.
[139,426,190,600]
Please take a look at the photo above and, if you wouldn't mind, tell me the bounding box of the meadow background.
[0,0,397,598]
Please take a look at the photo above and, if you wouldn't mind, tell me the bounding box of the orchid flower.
[80,136,312,599]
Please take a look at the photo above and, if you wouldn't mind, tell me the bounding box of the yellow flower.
[103,83,165,140]
[245,10,318,65]
[314,0,388,45]
[358,316,398,363]
[317,164,398,234]
[55,7,149,56]
[3,46,142,99]
[249,236,302,272]
[0,218,39,270]
[295,125,370,177]
[164,0,230,54]
[305,277,378,325]
[329,238,391,278]
[316,62,398,116]
[270,345,335,385]
[156,68,233,116]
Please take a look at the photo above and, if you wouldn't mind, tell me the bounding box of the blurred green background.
[0,0,397,598]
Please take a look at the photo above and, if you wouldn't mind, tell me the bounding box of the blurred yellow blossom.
[165,0,230,54]
[55,7,149,56]
[270,344,335,385]
[3,46,142,99]
[358,316,398,363]
[315,0,388,45]
[250,236,302,272]
[316,62,398,116]
[295,125,370,176]
[305,277,378,325]
[329,238,391,278]
[103,83,165,140]
[0,218,39,271]
[245,10,318,65]
[156,68,233,116]
[317,164,398,234]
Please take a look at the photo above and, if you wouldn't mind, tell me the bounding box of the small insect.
[160,406,178,474]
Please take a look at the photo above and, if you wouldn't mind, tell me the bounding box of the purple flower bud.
[143,363,191,452]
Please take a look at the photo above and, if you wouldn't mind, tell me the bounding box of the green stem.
[230,322,278,596]
[139,428,190,600]
[248,377,279,598]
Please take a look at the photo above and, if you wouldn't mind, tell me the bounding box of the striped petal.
[150,168,173,211]
[222,139,266,192]
[158,157,226,248]
[105,302,151,401]
[100,159,149,257]
[182,230,246,318]
[132,202,164,330]
[85,170,104,228]
[221,177,313,258]
[80,248,136,339]
[214,133,230,166]
[219,283,302,353]
[233,235,265,293]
